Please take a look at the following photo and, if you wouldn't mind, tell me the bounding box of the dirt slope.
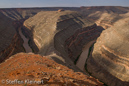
[0,53,103,86]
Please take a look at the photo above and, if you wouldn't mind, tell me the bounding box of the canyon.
[23,11,103,72]
[0,6,129,86]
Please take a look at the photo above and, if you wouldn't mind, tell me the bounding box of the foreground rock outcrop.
[0,53,103,86]
[87,18,129,86]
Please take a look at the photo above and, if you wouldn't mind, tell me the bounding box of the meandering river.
[76,40,95,71]
[19,28,32,53]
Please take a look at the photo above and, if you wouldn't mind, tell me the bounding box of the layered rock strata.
[61,24,103,62]
[0,7,80,20]
[87,18,129,86]
[23,11,103,63]
[0,13,24,63]
[80,6,129,29]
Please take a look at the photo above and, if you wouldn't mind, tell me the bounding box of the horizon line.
[0,5,128,9]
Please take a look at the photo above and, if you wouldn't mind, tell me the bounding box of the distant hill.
[80,6,129,29]
[0,6,128,29]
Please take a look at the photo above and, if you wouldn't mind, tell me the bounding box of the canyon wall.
[80,6,129,29]
[0,7,128,85]
[23,11,103,71]
[55,23,103,62]
[0,12,24,63]
[0,6,127,63]
[0,8,80,20]
[1,6,128,29]
[87,18,129,86]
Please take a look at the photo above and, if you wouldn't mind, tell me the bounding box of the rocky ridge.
[80,6,129,29]
[87,18,129,86]
[0,53,103,86]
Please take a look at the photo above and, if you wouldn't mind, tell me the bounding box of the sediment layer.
[87,18,129,86]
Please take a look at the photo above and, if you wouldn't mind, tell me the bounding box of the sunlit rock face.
[23,10,103,62]
[23,11,104,72]
[80,6,129,29]
[87,18,129,86]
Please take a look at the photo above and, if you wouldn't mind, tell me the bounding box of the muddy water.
[76,40,95,71]
[19,28,32,53]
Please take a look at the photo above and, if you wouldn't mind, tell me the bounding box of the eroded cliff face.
[0,8,81,63]
[0,7,80,20]
[80,6,129,29]
[0,7,129,86]
[23,11,103,72]
[0,8,43,20]
[1,6,129,29]
[87,18,129,86]
[0,33,24,63]
[0,7,128,63]
[56,24,103,62]
[0,13,24,63]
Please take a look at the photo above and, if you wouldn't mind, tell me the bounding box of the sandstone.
[56,67,61,70]
[0,12,24,63]
[80,6,129,29]
[23,11,103,69]
[0,6,128,86]
[58,9,65,12]
[0,6,128,64]
[87,18,129,86]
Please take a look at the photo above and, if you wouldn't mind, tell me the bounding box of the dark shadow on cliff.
[50,55,66,65]
[21,25,39,53]
[13,19,39,53]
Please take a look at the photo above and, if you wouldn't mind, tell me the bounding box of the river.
[19,27,32,53]
[76,40,95,71]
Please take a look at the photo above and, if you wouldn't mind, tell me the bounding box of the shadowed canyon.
[0,6,129,86]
